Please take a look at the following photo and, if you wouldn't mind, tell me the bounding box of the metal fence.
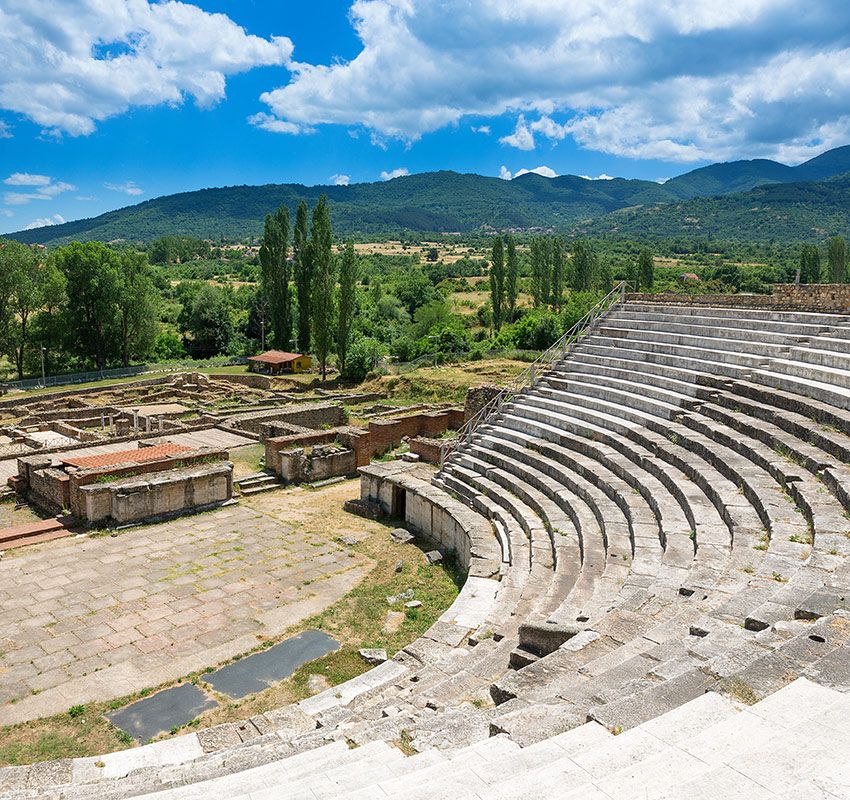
[0,357,247,393]
[439,282,628,469]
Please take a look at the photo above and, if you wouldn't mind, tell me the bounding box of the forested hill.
[583,172,850,242]
[8,144,850,246]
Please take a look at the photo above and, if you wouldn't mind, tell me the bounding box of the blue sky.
[2,0,850,234]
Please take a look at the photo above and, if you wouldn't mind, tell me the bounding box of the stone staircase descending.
[4,300,850,798]
[234,472,283,496]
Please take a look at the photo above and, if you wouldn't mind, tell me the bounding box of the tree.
[505,234,519,322]
[293,201,312,352]
[530,239,550,306]
[570,240,595,292]
[310,195,335,380]
[551,237,564,311]
[182,284,234,358]
[638,248,654,290]
[116,250,158,367]
[259,205,291,350]
[799,244,821,284]
[336,242,359,374]
[1,241,50,379]
[828,236,847,283]
[489,235,505,331]
[341,336,384,382]
[595,255,613,293]
[53,241,121,370]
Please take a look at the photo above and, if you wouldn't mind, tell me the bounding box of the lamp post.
[40,347,46,388]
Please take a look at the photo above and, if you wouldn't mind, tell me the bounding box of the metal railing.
[440,281,628,469]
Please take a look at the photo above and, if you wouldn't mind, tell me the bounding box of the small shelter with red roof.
[247,350,312,375]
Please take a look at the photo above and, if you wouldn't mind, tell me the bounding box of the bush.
[341,337,385,382]
[511,311,561,351]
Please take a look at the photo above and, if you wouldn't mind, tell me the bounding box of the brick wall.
[410,436,442,463]
[627,284,850,314]
[265,407,464,475]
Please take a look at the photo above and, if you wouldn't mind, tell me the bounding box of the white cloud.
[330,174,350,185]
[579,173,615,181]
[379,167,409,181]
[4,173,51,186]
[0,1,292,136]
[471,125,490,134]
[247,112,308,135]
[25,213,65,229]
[0,209,13,217]
[0,121,10,138]
[514,166,558,179]
[498,165,512,180]
[3,174,75,205]
[104,180,143,196]
[499,116,535,151]
[251,0,850,163]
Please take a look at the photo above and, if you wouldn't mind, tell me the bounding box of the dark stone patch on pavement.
[106,683,217,743]
[205,629,340,699]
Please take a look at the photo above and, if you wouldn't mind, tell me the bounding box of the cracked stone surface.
[0,482,371,725]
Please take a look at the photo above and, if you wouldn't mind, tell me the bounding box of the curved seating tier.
[4,301,850,798]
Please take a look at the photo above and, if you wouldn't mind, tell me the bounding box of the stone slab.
[106,683,217,743]
[206,630,339,699]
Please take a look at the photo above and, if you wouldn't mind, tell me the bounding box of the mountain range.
[8,145,850,246]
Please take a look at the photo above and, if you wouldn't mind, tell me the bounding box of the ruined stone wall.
[626,284,850,314]
[76,463,233,525]
[276,446,356,484]
[464,385,503,422]
[227,402,344,435]
[409,436,443,464]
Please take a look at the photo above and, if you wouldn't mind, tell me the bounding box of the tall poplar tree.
[310,196,335,380]
[828,236,847,283]
[336,241,358,374]
[638,248,654,290]
[293,201,312,352]
[799,244,821,284]
[505,234,518,323]
[489,235,505,331]
[551,237,564,311]
[570,240,594,292]
[258,205,291,350]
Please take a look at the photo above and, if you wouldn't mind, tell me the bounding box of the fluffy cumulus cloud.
[25,213,65,229]
[3,173,75,205]
[254,0,850,163]
[330,173,351,185]
[499,165,558,180]
[0,0,291,136]
[379,167,409,181]
[105,180,144,195]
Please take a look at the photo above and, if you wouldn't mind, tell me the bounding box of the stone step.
[0,516,74,548]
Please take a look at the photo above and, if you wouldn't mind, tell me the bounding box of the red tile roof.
[247,350,304,364]
[62,443,191,470]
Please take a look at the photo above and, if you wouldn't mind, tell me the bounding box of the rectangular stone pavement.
[0,490,371,725]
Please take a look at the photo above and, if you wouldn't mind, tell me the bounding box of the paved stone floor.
[0,483,371,724]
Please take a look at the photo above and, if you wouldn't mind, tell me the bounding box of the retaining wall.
[628,283,850,314]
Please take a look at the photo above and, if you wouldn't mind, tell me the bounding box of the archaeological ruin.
[3,290,850,797]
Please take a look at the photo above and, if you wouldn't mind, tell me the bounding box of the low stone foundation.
[16,445,233,525]
[276,444,357,484]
